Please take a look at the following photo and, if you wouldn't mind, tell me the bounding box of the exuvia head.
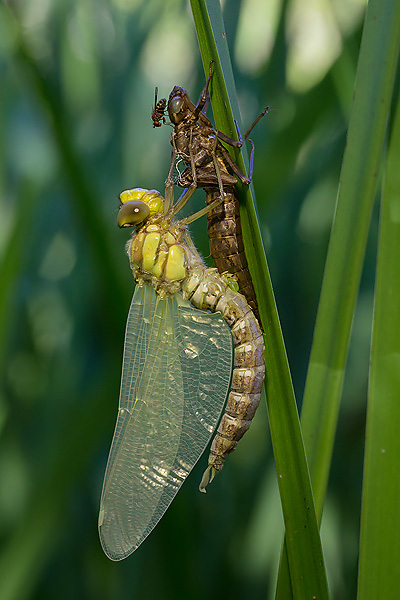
[117,188,164,228]
[168,86,188,124]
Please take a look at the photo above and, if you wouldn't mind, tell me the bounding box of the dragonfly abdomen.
[183,266,264,490]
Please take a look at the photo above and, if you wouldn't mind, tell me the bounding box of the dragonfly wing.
[99,284,232,560]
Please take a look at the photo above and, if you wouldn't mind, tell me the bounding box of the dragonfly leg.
[194,61,214,119]
[188,128,198,187]
[213,119,245,149]
[183,137,227,225]
[243,106,269,139]
[211,135,227,201]
[213,106,268,149]
[181,194,225,225]
[234,120,243,146]
[218,140,254,185]
[165,146,177,187]
[164,147,177,212]
[169,184,197,219]
[214,127,242,148]
[247,139,254,182]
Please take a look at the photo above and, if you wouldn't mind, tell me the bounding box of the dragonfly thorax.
[128,221,196,296]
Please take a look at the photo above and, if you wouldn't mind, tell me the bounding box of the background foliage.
[0,0,388,598]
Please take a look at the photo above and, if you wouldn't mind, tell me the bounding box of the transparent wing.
[98,284,233,560]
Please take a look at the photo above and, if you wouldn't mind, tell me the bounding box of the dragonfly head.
[118,189,164,228]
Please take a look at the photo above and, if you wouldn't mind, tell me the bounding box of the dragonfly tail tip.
[199,465,217,492]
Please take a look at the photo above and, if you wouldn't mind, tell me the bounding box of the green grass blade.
[300,0,400,516]
[357,88,400,600]
[190,2,329,597]
[0,181,36,366]
[276,0,400,594]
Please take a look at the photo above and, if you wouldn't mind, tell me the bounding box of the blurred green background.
[0,0,372,598]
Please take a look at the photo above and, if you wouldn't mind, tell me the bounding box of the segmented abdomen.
[206,187,261,324]
[182,265,265,490]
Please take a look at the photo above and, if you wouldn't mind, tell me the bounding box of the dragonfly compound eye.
[117,201,150,228]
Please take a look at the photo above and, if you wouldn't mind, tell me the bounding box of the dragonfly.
[98,184,265,560]
[151,62,268,324]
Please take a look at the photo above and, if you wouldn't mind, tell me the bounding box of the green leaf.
[300,0,400,518]
[0,180,36,367]
[190,2,329,597]
[357,88,400,599]
[276,0,400,594]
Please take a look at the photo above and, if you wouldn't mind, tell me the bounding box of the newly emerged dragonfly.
[152,62,268,323]
[98,185,265,560]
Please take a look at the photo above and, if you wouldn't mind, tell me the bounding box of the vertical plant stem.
[300,0,400,518]
[190,2,329,597]
[357,88,400,600]
[279,0,400,598]
[277,0,400,595]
